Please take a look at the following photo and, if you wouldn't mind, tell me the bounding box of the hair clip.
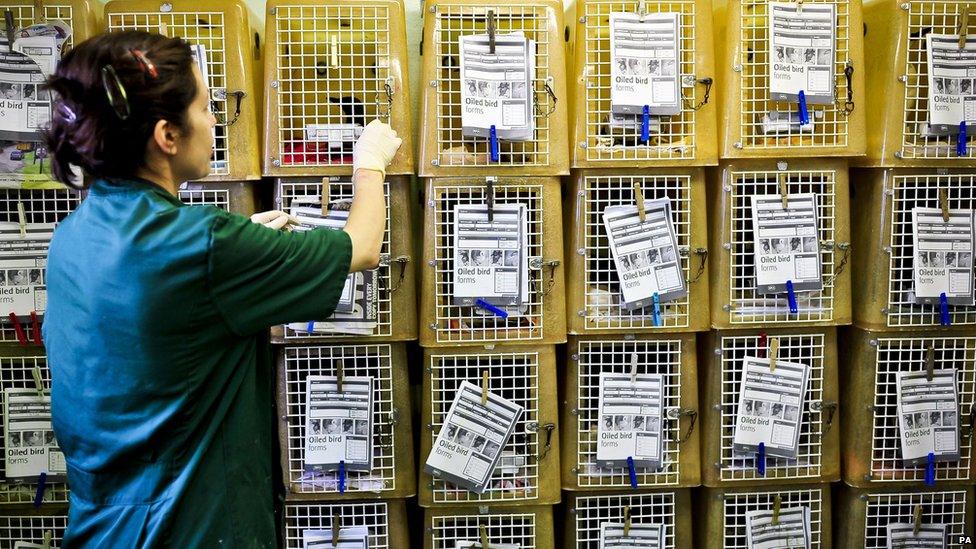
[56,102,77,123]
[101,64,130,121]
[129,49,158,79]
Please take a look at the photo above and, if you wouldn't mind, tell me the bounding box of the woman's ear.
[152,118,180,156]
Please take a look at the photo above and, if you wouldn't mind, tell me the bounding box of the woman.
[41,31,401,547]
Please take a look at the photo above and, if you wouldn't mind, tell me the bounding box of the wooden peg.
[926,346,935,382]
[32,366,44,397]
[633,182,646,222]
[960,8,970,49]
[17,201,26,238]
[336,360,344,393]
[321,177,332,216]
[330,34,339,68]
[772,494,781,525]
[939,188,950,222]
[630,352,639,385]
[33,0,44,23]
[779,180,789,210]
[159,21,168,36]
[41,530,52,549]
[623,505,632,537]
[332,513,341,547]
[769,338,779,373]
[481,370,489,405]
[486,10,496,54]
[913,504,922,535]
[480,524,490,549]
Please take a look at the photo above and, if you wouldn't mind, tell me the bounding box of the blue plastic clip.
[627,456,638,488]
[757,442,766,476]
[939,292,951,326]
[306,320,316,333]
[640,105,650,143]
[786,280,798,314]
[475,298,509,319]
[797,90,809,125]
[489,125,499,162]
[651,293,661,327]
[33,471,46,507]
[338,460,346,493]
[958,121,968,157]
[924,452,935,486]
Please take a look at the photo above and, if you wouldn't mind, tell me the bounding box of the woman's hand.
[352,120,402,178]
[250,210,300,231]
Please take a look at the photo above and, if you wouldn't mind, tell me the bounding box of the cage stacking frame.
[858,0,976,167]
[834,485,975,549]
[282,498,410,549]
[694,485,832,549]
[420,177,566,347]
[707,158,853,328]
[715,0,866,158]
[569,0,719,167]
[105,0,263,182]
[276,342,415,500]
[177,181,259,214]
[418,0,570,177]
[0,348,68,508]
[699,328,841,487]
[0,184,81,346]
[840,328,976,488]
[851,169,976,330]
[564,490,693,548]
[262,0,414,177]
[561,334,701,490]
[0,511,69,547]
[424,505,555,549]
[270,175,417,343]
[419,345,560,507]
[563,168,710,334]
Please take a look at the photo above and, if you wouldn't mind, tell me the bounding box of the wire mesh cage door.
[421,177,566,346]
[105,0,262,181]
[562,334,700,489]
[717,0,866,158]
[426,506,554,549]
[832,486,974,549]
[282,499,409,549]
[270,176,416,342]
[858,1,976,165]
[177,182,259,215]
[700,329,840,486]
[0,513,68,547]
[264,0,413,176]
[566,491,692,548]
[0,186,80,345]
[277,343,414,499]
[852,169,976,330]
[840,330,976,486]
[418,0,570,176]
[0,0,100,187]
[709,160,852,328]
[0,352,68,506]
[420,346,560,506]
[706,486,829,549]
[570,0,718,167]
[565,169,709,334]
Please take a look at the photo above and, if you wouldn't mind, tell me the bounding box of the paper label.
[732,356,810,460]
[886,522,946,549]
[303,527,369,549]
[453,203,529,308]
[459,33,534,140]
[596,372,665,469]
[896,369,960,465]
[4,387,66,480]
[599,523,664,549]
[304,375,373,472]
[925,34,976,132]
[745,506,811,549]
[609,12,680,116]
[752,194,823,295]
[911,208,975,305]
[768,2,836,103]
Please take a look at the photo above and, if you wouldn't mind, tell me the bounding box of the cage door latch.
[810,400,838,435]
[529,257,561,296]
[527,421,555,462]
[666,407,698,443]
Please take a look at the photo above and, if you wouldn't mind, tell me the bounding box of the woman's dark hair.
[42,30,198,188]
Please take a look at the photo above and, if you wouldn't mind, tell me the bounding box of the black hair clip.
[101,64,130,120]
[56,102,77,124]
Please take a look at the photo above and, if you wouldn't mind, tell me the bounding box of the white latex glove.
[250,210,300,231]
[353,119,403,177]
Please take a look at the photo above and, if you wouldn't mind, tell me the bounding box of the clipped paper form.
[767,1,835,104]
[596,372,665,469]
[0,221,53,315]
[925,34,976,133]
[912,208,975,305]
[453,203,529,308]
[886,522,946,549]
[459,33,535,141]
[3,387,66,480]
[896,369,960,465]
[599,523,664,549]
[732,356,810,460]
[304,376,373,472]
[609,12,681,116]
[751,194,823,295]
[304,527,370,549]
[745,506,811,549]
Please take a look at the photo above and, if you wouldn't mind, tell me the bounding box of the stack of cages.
[417,0,568,545]
[699,0,866,543]
[263,1,417,546]
[0,0,98,535]
[105,0,264,216]
[843,1,976,545]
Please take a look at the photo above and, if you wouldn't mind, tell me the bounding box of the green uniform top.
[42,177,352,547]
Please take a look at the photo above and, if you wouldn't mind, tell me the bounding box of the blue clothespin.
[757,442,766,476]
[651,292,661,327]
[797,90,809,125]
[33,471,46,507]
[640,105,650,143]
[475,298,509,319]
[786,281,798,314]
[306,320,316,333]
[939,292,951,326]
[958,121,968,157]
[489,125,499,162]
[627,456,638,488]
[338,460,346,493]
[924,452,935,486]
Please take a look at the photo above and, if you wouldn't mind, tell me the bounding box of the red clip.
[9,313,28,346]
[129,49,158,79]
[30,311,42,346]
[758,332,768,358]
